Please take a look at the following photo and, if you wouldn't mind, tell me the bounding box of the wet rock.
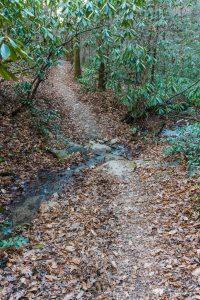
[103,137,109,142]
[50,149,70,160]
[89,142,111,155]
[96,139,104,144]
[110,138,119,145]
[104,154,125,162]
[66,142,85,154]
[49,142,84,159]
[161,129,179,137]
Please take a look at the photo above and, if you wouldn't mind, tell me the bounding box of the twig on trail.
[165,78,200,104]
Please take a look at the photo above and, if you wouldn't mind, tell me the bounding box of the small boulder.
[104,154,125,162]
[50,149,70,160]
[49,142,84,160]
[89,142,111,155]
[66,142,85,154]
[110,138,119,145]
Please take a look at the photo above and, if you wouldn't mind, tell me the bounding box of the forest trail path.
[1,62,198,300]
[51,62,157,298]
[52,61,102,140]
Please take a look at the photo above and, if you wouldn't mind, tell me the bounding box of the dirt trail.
[52,62,102,140]
[94,160,158,299]
[51,64,159,296]
[0,63,198,300]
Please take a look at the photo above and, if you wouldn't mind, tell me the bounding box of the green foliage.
[0,0,199,125]
[79,66,98,90]
[0,221,28,249]
[0,0,31,79]
[0,235,28,249]
[163,123,200,175]
[80,0,200,120]
[0,156,5,163]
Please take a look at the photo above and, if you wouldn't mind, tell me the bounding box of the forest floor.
[0,62,199,300]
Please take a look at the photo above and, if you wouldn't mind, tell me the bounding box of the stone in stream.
[88,142,112,155]
[104,154,125,162]
[49,142,85,160]
[48,149,69,159]
[110,138,119,145]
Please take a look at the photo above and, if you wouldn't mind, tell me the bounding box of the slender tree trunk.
[98,61,106,90]
[150,4,159,84]
[97,35,106,90]
[66,50,72,62]
[66,43,73,65]
[74,41,81,79]
[151,45,157,84]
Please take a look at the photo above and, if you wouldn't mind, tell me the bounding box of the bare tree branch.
[28,25,103,100]
[166,78,200,104]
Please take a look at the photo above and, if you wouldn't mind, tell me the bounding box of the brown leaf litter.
[0,61,199,299]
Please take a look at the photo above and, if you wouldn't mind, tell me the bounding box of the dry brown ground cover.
[0,62,199,299]
[0,145,199,299]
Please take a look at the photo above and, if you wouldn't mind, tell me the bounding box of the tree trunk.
[98,61,106,90]
[150,4,159,84]
[66,41,73,65]
[151,45,157,84]
[66,49,72,62]
[74,43,81,79]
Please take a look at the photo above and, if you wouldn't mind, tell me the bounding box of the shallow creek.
[4,142,133,227]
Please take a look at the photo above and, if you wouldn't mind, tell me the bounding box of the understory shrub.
[163,122,200,176]
[0,221,28,249]
[79,66,98,91]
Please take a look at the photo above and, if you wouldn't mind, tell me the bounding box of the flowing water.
[3,142,133,227]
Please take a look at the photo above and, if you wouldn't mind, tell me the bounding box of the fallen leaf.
[66,246,75,252]
[192,267,200,277]
[63,293,75,300]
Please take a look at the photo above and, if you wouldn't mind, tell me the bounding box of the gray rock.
[49,142,85,160]
[104,154,125,162]
[89,142,111,155]
[110,138,119,145]
[66,142,85,154]
[97,139,105,144]
[50,149,70,160]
